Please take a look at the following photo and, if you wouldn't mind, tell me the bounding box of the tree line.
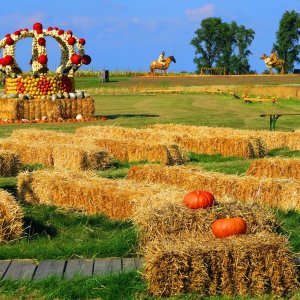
[191,10,300,74]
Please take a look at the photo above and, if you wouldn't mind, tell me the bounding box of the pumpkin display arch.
[0,23,95,122]
[0,23,91,77]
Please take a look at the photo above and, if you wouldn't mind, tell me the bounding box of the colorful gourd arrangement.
[183,190,247,238]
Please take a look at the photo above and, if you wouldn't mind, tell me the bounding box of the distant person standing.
[158,51,166,67]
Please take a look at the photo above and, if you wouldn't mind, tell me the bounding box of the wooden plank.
[93,258,122,276]
[0,260,11,279]
[2,260,37,280]
[64,259,94,279]
[122,257,144,272]
[33,260,66,281]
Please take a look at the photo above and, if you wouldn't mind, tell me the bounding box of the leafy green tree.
[191,18,255,74]
[190,18,224,72]
[273,10,300,73]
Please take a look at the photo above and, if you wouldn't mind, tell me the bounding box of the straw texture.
[150,123,300,151]
[17,170,185,219]
[132,198,279,248]
[0,189,23,243]
[0,149,21,177]
[144,232,299,297]
[246,157,300,181]
[128,165,300,211]
[76,125,266,159]
[0,98,94,120]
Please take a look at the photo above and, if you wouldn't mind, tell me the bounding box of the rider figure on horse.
[158,51,166,67]
[269,50,279,66]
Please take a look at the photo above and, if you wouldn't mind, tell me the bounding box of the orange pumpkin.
[183,190,214,209]
[212,217,247,238]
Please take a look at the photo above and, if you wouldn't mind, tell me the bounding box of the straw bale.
[0,98,94,120]
[132,198,279,248]
[0,139,54,166]
[0,189,23,243]
[17,170,185,219]
[151,123,300,151]
[246,157,300,181]
[144,232,299,297]
[10,129,78,144]
[128,165,300,211]
[91,138,187,165]
[0,149,21,177]
[52,144,111,171]
[76,125,265,158]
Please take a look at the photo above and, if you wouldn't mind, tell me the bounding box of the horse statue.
[260,53,285,75]
[150,56,176,75]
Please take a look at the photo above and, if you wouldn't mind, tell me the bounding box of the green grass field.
[0,76,299,299]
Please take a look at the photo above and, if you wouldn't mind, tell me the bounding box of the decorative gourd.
[183,190,214,209]
[212,217,247,238]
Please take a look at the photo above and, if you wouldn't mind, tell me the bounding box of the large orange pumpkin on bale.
[183,190,214,209]
[212,217,247,238]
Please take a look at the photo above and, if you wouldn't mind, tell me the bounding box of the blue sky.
[1,0,299,73]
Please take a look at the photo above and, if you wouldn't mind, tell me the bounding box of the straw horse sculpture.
[150,56,176,75]
[260,53,285,75]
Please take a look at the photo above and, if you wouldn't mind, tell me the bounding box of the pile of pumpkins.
[183,190,247,238]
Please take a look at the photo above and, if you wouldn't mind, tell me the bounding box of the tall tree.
[273,10,300,73]
[191,18,255,74]
[190,18,224,72]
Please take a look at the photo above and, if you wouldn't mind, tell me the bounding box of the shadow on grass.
[24,217,58,240]
[95,113,159,120]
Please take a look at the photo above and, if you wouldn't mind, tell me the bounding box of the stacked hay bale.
[128,165,299,297]
[132,197,279,248]
[128,165,300,211]
[150,123,300,151]
[144,232,298,297]
[0,130,111,171]
[52,145,111,171]
[0,139,54,167]
[76,125,266,159]
[0,97,95,121]
[0,190,23,243]
[0,150,21,177]
[246,157,300,181]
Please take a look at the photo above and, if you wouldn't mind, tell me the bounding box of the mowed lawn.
[0,76,299,299]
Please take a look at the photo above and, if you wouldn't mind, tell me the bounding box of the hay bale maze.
[76,125,266,159]
[128,165,300,211]
[0,189,24,243]
[246,157,300,181]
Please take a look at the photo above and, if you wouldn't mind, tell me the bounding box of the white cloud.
[185,4,215,22]
[0,12,46,30]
